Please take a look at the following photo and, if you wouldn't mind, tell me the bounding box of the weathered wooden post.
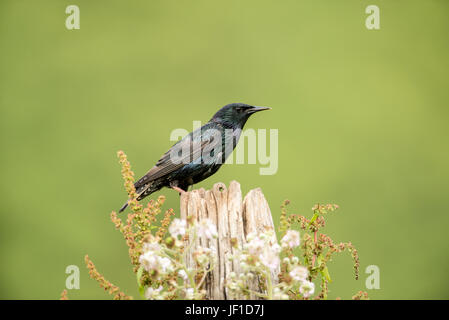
[180,181,279,300]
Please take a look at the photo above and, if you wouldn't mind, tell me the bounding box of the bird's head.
[211,103,271,128]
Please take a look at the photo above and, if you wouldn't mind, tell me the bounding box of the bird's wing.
[134,130,222,189]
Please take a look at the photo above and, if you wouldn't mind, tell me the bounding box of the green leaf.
[317,254,332,282]
[320,266,332,283]
[309,212,319,225]
[136,265,144,286]
[136,266,146,300]
[138,284,146,299]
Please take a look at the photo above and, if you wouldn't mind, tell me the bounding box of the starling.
[119,103,270,212]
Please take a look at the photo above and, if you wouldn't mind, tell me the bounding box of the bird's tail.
[118,201,129,213]
[118,182,162,213]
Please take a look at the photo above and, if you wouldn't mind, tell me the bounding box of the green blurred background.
[1,0,448,299]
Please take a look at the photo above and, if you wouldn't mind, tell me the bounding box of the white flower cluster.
[281,230,301,249]
[169,218,218,240]
[144,286,163,300]
[285,259,315,298]
[196,218,218,239]
[138,218,218,300]
[139,241,174,275]
[168,218,187,238]
[244,231,281,273]
[194,247,216,267]
[227,229,315,300]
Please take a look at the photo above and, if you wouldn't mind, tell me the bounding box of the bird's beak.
[248,106,271,113]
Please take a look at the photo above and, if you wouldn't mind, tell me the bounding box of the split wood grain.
[180,181,279,300]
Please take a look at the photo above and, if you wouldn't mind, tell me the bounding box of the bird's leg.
[171,186,186,194]
[169,181,187,195]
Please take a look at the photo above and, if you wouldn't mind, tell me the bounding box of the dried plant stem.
[85,255,132,300]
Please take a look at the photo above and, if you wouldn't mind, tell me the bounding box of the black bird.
[119,103,270,212]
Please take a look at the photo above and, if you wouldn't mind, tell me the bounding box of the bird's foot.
[172,186,187,195]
